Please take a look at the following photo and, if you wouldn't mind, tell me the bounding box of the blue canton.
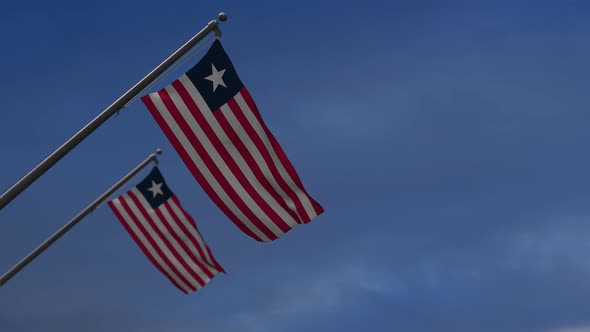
[136,167,174,209]
[185,40,244,112]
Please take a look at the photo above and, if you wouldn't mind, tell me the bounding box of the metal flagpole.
[0,149,162,287]
[0,12,228,211]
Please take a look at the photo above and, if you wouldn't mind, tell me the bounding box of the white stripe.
[166,199,216,268]
[159,202,214,270]
[218,104,299,227]
[219,103,300,223]
[124,192,202,289]
[165,84,285,235]
[131,189,211,286]
[168,81,297,229]
[234,92,318,220]
[111,198,192,293]
[148,93,272,242]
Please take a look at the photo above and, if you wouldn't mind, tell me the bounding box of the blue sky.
[1,1,590,331]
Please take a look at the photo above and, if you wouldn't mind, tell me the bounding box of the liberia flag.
[108,167,223,294]
[141,40,324,242]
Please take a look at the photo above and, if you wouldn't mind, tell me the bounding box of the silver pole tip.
[155,148,163,155]
[218,12,228,22]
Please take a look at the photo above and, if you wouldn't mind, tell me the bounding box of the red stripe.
[206,246,224,274]
[161,199,215,278]
[157,201,214,280]
[224,97,304,223]
[172,81,293,232]
[218,99,301,223]
[108,199,190,294]
[168,196,223,272]
[229,92,310,223]
[240,88,325,219]
[127,191,206,287]
[163,198,211,267]
[118,195,196,292]
[158,87,279,240]
[171,196,225,273]
[142,94,263,241]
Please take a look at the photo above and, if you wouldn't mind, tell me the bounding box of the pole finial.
[150,149,162,165]
[218,12,228,22]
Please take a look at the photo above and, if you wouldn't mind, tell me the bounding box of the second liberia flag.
[141,40,324,242]
[108,167,224,294]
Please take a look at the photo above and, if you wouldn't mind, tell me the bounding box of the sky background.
[1,0,590,331]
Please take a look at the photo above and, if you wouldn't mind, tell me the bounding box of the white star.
[204,63,227,92]
[147,181,164,198]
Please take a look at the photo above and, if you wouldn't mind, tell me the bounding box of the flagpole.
[0,149,162,287]
[0,12,228,211]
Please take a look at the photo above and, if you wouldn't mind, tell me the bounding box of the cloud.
[552,327,590,332]
[228,262,400,332]
[502,214,590,272]
[269,265,400,316]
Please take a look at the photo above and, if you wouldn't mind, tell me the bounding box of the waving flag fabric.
[108,167,223,294]
[141,40,324,242]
